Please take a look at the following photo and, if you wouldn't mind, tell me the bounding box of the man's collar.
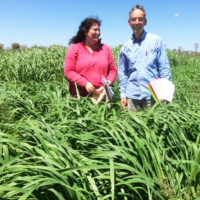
[132,31,147,42]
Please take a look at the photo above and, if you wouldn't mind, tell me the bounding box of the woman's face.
[85,23,100,44]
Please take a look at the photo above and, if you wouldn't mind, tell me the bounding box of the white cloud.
[174,13,180,17]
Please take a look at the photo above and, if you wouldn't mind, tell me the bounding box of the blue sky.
[1,0,199,51]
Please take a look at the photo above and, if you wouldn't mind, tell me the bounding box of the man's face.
[128,9,146,37]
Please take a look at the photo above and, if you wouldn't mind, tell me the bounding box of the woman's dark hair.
[69,17,101,45]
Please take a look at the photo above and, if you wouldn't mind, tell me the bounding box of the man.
[118,5,171,112]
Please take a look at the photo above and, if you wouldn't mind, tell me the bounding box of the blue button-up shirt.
[118,31,171,100]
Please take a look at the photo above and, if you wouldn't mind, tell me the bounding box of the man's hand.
[120,98,128,109]
[85,82,94,93]
[161,100,169,104]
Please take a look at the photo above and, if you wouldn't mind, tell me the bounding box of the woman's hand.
[85,82,95,93]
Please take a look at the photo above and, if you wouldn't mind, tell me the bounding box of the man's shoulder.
[146,32,161,41]
[124,38,133,46]
[120,38,133,51]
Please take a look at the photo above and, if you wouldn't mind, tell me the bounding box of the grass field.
[0,46,200,200]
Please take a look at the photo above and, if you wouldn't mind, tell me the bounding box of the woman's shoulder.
[69,42,83,49]
[67,42,85,54]
[101,43,112,51]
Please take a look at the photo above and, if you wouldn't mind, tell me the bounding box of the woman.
[64,17,117,98]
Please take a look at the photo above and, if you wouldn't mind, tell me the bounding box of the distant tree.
[20,45,28,50]
[31,45,46,49]
[0,43,4,50]
[194,43,199,52]
[12,43,20,50]
[178,46,183,54]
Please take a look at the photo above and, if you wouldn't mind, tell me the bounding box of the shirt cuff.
[80,78,88,87]
[120,93,126,99]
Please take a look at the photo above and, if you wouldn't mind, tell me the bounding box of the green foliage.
[0,46,199,200]
[0,46,67,82]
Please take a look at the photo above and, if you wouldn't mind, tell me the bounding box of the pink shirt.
[64,42,117,97]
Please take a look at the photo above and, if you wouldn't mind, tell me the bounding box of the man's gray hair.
[129,4,146,20]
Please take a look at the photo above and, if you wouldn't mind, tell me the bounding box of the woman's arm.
[106,47,117,83]
[64,44,88,87]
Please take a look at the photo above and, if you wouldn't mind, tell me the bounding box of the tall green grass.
[0,46,199,199]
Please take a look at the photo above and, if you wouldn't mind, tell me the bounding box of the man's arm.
[157,40,172,81]
[118,51,128,108]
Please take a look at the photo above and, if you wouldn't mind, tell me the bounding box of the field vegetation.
[0,46,200,200]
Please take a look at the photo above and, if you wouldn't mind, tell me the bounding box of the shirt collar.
[131,30,147,43]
